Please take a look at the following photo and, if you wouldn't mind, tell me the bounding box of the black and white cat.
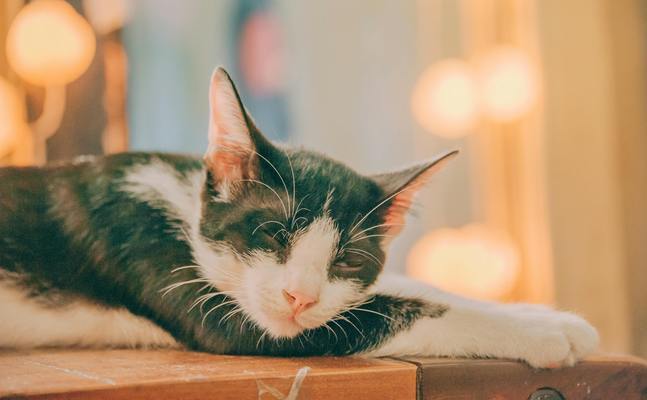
[0,67,598,368]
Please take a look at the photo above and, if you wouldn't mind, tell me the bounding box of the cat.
[0,67,598,368]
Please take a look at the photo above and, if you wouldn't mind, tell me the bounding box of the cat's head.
[194,67,456,338]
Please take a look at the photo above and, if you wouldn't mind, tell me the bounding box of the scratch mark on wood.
[25,361,117,385]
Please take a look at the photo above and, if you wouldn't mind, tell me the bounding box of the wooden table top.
[0,349,416,400]
[1,350,646,400]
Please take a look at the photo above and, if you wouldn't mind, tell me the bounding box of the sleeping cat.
[0,67,598,368]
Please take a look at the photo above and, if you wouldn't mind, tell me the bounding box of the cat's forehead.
[256,151,384,237]
[231,149,387,236]
[289,151,380,198]
[288,152,382,207]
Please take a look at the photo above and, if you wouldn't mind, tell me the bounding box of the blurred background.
[0,0,645,358]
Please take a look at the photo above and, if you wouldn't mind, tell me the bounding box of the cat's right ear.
[204,67,258,186]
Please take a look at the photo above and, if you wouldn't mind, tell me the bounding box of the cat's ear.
[371,150,458,239]
[204,67,259,184]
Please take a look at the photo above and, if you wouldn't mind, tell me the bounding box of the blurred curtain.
[461,0,554,305]
[124,0,290,154]
[124,0,229,154]
[538,0,647,355]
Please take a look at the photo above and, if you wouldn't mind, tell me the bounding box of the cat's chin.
[258,313,306,338]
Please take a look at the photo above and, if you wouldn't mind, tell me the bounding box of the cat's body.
[0,68,598,367]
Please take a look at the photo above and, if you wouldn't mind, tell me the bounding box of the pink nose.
[282,289,317,316]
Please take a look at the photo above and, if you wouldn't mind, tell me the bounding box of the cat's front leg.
[365,274,599,368]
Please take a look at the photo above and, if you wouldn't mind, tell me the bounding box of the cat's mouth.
[259,306,336,338]
[262,311,307,338]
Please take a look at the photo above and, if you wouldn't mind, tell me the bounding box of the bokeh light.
[6,0,96,87]
[411,59,478,137]
[83,0,131,35]
[477,46,538,122]
[0,78,26,157]
[407,224,520,300]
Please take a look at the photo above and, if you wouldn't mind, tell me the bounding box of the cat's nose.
[282,289,317,316]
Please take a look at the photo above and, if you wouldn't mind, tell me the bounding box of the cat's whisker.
[348,186,416,235]
[349,296,376,310]
[218,306,245,326]
[160,278,210,297]
[333,296,375,317]
[339,296,375,314]
[256,329,270,349]
[239,313,253,334]
[344,248,382,266]
[201,299,239,327]
[291,216,308,230]
[285,150,296,218]
[333,314,365,338]
[254,150,292,218]
[187,291,228,313]
[179,225,193,244]
[192,297,215,315]
[347,307,396,322]
[195,289,244,314]
[292,194,311,221]
[239,179,289,222]
[348,223,405,242]
[328,318,350,343]
[348,233,394,244]
[196,265,243,283]
[197,284,213,294]
[344,309,363,324]
[170,265,201,274]
[321,321,339,343]
[252,220,287,236]
[272,228,289,240]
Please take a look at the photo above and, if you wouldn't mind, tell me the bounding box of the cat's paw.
[516,311,599,368]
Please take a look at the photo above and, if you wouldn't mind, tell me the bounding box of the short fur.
[0,67,598,367]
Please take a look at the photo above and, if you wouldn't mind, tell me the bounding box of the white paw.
[514,310,599,368]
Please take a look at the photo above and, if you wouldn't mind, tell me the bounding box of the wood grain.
[0,349,417,400]
[3,350,646,400]
[400,354,647,400]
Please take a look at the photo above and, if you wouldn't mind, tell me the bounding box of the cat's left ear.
[371,150,459,238]
[205,67,259,185]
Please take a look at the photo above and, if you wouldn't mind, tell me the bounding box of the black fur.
[0,69,451,355]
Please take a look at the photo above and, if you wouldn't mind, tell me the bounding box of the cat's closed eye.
[258,227,288,247]
[334,261,364,273]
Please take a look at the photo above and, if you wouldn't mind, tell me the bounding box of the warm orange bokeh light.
[407,224,520,300]
[83,0,131,35]
[477,46,538,122]
[411,59,478,137]
[6,0,96,87]
[0,78,26,157]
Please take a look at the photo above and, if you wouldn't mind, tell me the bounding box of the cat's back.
[0,151,203,253]
[0,152,202,197]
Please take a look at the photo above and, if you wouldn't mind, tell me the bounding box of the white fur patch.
[0,279,178,349]
[122,160,204,225]
[365,274,599,368]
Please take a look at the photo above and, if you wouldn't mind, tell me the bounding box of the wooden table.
[1,350,645,399]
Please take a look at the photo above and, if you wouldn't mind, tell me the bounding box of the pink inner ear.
[205,68,256,183]
[383,168,435,235]
[384,193,413,233]
[206,145,254,182]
